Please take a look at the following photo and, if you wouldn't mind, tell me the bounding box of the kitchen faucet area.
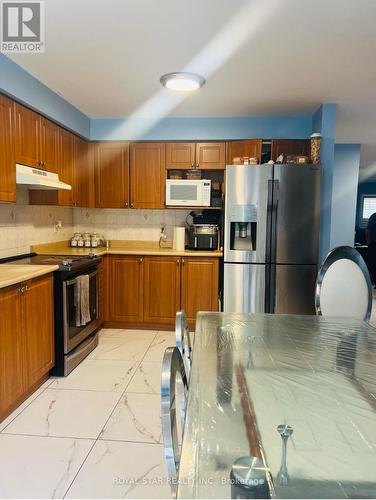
[1,1,376,499]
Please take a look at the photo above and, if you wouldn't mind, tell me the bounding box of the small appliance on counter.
[186,210,221,251]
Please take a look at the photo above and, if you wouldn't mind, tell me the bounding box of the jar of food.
[249,157,258,165]
[71,232,81,247]
[169,170,183,179]
[241,156,249,165]
[310,133,322,164]
[77,235,84,247]
[186,169,201,180]
[91,232,100,248]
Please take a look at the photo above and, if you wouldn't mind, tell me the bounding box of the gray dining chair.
[161,346,188,498]
[315,245,372,322]
[175,310,192,381]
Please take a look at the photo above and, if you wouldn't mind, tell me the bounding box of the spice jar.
[310,133,322,165]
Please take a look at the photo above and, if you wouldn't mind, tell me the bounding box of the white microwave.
[166,179,211,207]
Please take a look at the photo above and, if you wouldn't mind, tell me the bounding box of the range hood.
[16,164,72,190]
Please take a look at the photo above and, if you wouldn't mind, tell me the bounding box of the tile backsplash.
[73,208,190,242]
[0,188,73,258]
[0,188,191,258]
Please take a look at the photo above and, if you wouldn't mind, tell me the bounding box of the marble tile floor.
[0,329,176,499]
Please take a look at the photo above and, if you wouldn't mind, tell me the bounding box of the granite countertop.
[0,264,59,289]
[31,240,223,258]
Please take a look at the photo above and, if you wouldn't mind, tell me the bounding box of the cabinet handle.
[196,163,199,168]
[191,163,194,167]
[182,258,185,265]
[139,257,143,263]
[177,259,180,265]
[124,202,128,208]
[130,203,134,208]
[19,285,25,294]
[76,200,80,206]
[43,161,46,167]
[38,160,42,167]
[25,284,29,291]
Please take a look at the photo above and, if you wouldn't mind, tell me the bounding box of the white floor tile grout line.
[62,328,161,499]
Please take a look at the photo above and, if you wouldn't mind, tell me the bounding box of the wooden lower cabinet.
[181,258,219,322]
[106,255,219,329]
[23,275,54,387]
[0,285,24,419]
[143,256,181,325]
[109,256,143,323]
[0,274,54,421]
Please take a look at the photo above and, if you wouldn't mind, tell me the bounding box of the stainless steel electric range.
[0,252,102,376]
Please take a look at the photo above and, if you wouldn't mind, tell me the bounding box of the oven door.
[63,269,99,354]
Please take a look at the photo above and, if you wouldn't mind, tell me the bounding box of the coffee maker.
[186,210,221,251]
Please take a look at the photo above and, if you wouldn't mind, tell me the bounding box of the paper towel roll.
[173,227,186,251]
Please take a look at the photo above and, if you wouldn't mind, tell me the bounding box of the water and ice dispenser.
[229,204,257,251]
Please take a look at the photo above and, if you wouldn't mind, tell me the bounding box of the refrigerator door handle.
[266,180,274,263]
[270,179,279,263]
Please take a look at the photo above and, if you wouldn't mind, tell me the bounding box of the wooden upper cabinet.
[271,139,310,161]
[0,284,24,419]
[109,256,143,323]
[130,142,165,209]
[58,127,75,206]
[166,142,196,168]
[13,102,41,168]
[196,142,225,169]
[40,118,59,172]
[74,137,94,208]
[143,256,181,325]
[227,140,262,164]
[95,142,129,208]
[23,275,54,388]
[181,258,219,323]
[0,95,16,203]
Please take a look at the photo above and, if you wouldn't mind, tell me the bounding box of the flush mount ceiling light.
[160,72,206,91]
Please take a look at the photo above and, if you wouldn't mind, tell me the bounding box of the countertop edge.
[0,265,59,289]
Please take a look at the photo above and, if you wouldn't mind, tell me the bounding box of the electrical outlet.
[54,220,63,233]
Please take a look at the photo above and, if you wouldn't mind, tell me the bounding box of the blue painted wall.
[0,54,90,137]
[312,103,337,263]
[90,114,313,141]
[330,144,360,249]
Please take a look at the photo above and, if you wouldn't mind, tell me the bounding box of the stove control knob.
[88,253,97,259]
[62,259,73,267]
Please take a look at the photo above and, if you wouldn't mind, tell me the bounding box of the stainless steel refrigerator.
[223,164,320,314]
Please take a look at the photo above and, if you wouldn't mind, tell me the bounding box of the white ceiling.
[8,0,376,170]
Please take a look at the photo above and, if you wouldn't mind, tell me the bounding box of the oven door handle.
[64,269,98,287]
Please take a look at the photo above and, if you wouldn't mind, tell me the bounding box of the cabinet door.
[74,137,95,208]
[166,142,195,168]
[271,139,310,161]
[0,96,16,202]
[130,143,165,208]
[143,256,181,325]
[40,118,59,172]
[13,102,41,168]
[0,285,24,419]
[96,142,129,208]
[58,128,75,206]
[109,256,143,322]
[23,275,54,388]
[227,140,262,164]
[181,258,219,322]
[196,142,225,169]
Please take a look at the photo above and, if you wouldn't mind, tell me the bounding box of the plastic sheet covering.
[177,313,376,499]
